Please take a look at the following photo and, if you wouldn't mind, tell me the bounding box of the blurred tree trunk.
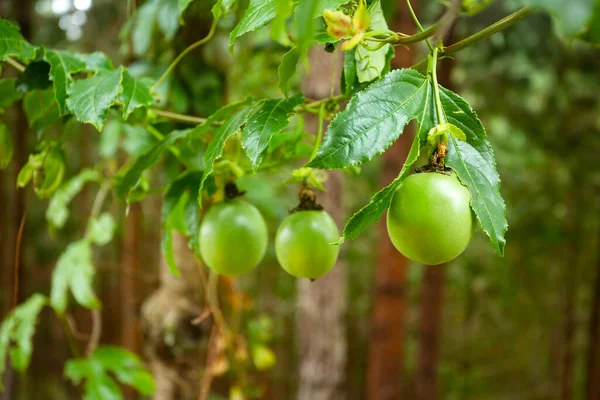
[1,0,32,398]
[366,2,416,399]
[141,232,207,400]
[587,253,600,400]
[121,203,143,399]
[415,265,446,400]
[296,47,347,400]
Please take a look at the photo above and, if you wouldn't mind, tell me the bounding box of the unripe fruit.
[199,199,268,276]
[275,210,340,279]
[387,172,473,265]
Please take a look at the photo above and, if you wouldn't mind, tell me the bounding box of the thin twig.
[152,18,218,91]
[86,308,102,356]
[151,108,207,124]
[198,324,219,400]
[12,189,34,310]
[5,56,25,72]
[411,6,532,70]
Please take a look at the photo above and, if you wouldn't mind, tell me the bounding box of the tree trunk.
[1,1,32,398]
[366,2,417,399]
[296,47,347,400]
[121,203,143,399]
[141,232,208,400]
[415,265,446,400]
[587,237,600,400]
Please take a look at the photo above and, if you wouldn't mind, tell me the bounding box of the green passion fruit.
[387,172,474,265]
[199,198,268,276]
[275,210,340,279]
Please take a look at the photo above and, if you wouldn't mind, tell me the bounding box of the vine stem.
[151,108,207,124]
[411,6,532,70]
[151,18,218,92]
[5,56,25,72]
[310,104,326,161]
[406,0,433,51]
[430,48,446,125]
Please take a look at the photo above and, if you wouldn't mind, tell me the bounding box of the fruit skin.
[199,198,268,276]
[387,172,473,265]
[275,210,340,279]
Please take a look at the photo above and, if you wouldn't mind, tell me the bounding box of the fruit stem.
[292,184,323,213]
[224,180,245,200]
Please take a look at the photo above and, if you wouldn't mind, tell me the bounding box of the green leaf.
[23,89,59,128]
[46,169,101,229]
[199,105,256,195]
[278,47,300,96]
[0,19,37,62]
[436,87,507,255]
[17,162,34,188]
[295,0,319,56]
[117,129,189,198]
[0,294,46,384]
[132,0,160,57]
[580,1,600,44]
[65,346,155,398]
[76,51,114,71]
[51,240,100,315]
[66,68,124,131]
[307,69,430,169]
[44,49,87,115]
[517,0,594,36]
[118,70,155,119]
[229,0,278,52]
[161,170,203,274]
[100,120,121,159]
[15,61,52,92]
[0,78,23,108]
[242,94,304,169]
[157,0,181,40]
[87,213,116,246]
[188,98,254,145]
[316,0,350,16]
[0,123,12,169]
[355,1,391,83]
[270,0,294,47]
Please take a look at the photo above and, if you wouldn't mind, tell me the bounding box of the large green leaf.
[44,49,86,115]
[118,70,155,119]
[23,89,59,129]
[278,47,300,96]
[0,19,36,62]
[436,87,507,255]
[46,169,101,229]
[66,68,124,131]
[242,94,304,170]
[229,0,277,52]
[0,78,23,108]
[0,294,46,386]
[65,345,155,399]
[116,129,189,198]
[355,1,391,83]
[199,105,256,195]
[188,98,254,145]
[307,69,430,169]
[51,240,100,315]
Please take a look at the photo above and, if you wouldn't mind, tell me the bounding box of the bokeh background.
[0,0,599,399]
